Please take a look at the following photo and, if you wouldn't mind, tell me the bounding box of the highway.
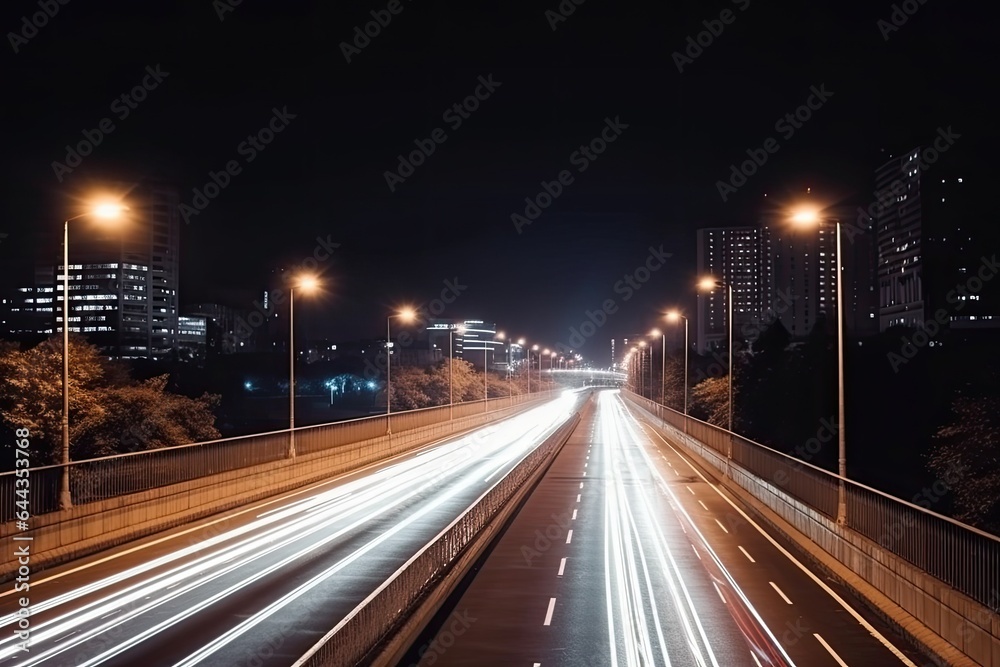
[0,392,582,667]
[404,390,929,667]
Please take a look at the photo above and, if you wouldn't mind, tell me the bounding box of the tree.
[690,375,731,428]
[0,336,220,466]
[926,393,1000,535]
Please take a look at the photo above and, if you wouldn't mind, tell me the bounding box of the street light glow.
[790,206,821,225]
[398,307,416,321]
[91,202,128,219]
[666,310,682,321]
[698,277,720,291]
[296,275,319,291]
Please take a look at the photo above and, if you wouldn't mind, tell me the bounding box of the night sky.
[1,1,990,361]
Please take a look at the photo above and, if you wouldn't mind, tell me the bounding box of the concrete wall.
[1,396,554,582]
[623,392,1000,667]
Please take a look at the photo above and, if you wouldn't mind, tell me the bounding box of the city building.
[424,319,502,369]
[874,149,924,331]
[764,220,838,340]
[184,302,257,354]
[176,315,207,361]
[1,181,181,359]
[695,226,772,353]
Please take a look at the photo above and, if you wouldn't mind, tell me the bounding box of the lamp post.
[791,207,847,525]
[449,324,465,420]
[666,311,689,433]
[699,277,733,435]
[288,275,319,458]
[59,202,127,509]
[518,338,527,396]
[386,307,416,435]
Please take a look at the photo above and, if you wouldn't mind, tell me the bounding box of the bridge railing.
[0,391,559,522]
[625,390,1000,613]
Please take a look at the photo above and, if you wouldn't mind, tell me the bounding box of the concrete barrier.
[622,392,1000,667]
[0,395,558,582]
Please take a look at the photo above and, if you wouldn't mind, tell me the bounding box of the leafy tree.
[690,375,731,427]
[0,336,220,465]
[927,393,1000,535]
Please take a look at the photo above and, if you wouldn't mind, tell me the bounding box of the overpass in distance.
[0,387,996,666]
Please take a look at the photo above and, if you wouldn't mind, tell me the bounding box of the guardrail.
[625,390,1000,615]
[0,391,560,522]
[294,404,584,667]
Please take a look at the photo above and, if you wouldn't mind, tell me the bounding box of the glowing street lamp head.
[296,275,319,292]
[517,338,525,346]
[666,310,682,322]
[698,277,722,291]
[91,202,128,219]
[543,348,550,355]
[496,331,505,340]
[790,206,820,225]
[532,344,539,351]
[649,328,661,337]
[639,340,647,348]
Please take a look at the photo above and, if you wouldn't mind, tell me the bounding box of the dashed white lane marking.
[571,509,577,520]
[714,519,729,533]
[750,653,763,667]
[576,494,581,502]
[738,546,756,563]
[814,634,849,666]
[770,581,793,605]
[692,544,701,560]
[558,557,566,576]
[698,500,709,511]
[687,486,695,495]
[580,482,584,488]
[543,597,557,625]
[565,530,573,544]
[712,581,726,604]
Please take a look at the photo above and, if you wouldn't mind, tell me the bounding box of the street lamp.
[497,332,513,405]
[518,338,527,395]
[698,277,733,435]
[386,307,416,434]
[449,324,465,420]
[638,341,648,398]
[650,327,664,407]
[666,310,689,433]
[58,201,127,509]
[288,275,319,457]
[791,206,847,525]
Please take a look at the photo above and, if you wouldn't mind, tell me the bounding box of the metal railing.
[624,390,1000,612]
[294,408,583,667]
[0,390,560,522]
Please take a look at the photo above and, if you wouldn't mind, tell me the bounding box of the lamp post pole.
[835,220,847,525]
[449,328,455,421]
[60,219,71,509]
[683,316,689,433]
[289,287,296,457]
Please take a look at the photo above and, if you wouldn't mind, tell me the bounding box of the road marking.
[750,653,763,667]
[712,581,726,603]
[572,509,578,520]
[770,581,793,604]
[692,544,701,560]
[580,482,584,488]
[576,494,581,502]
[738,546,755,563]
[687,486,695,495]
[584,462,588,468]
[698,500,709,511]
[566,530,573,544]
[714,519,729,533]
[558,557,566,576]
[814,634,849,666]
[583,471,587,476]
[642,420,919,666]
[543,597,557,625]
[534,663,542,667]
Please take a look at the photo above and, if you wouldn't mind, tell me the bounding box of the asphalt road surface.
[403,389,930,667]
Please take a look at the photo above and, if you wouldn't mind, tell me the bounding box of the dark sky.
[0,1,991,362]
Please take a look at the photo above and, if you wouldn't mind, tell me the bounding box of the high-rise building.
[1,182,181,359]
[695,227,771,353]
[765,221,838,339]
[424,319,502,369]
[874,149,924,331]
